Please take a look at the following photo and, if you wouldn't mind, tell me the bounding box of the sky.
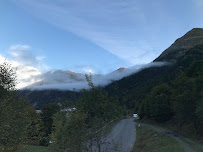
[0,0,202,89]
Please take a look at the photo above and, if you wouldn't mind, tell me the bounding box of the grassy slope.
[137,118,203,144]
[133,125,184,152]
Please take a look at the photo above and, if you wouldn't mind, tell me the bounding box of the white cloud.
[81,66,95,74]
[12,0,163,65]
[9,45,40,68]
[193,0,203,17]
[0,45,46,89]
[9,0,202,66]
[26,62,169,91]
[0,55,5,62]
[1,44,169,90]
[194,0,203,7]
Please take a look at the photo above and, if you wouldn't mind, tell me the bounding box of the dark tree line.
[138,59,203,137]
[105,44,203,138]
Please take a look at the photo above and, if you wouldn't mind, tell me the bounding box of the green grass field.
[132,125,185,152]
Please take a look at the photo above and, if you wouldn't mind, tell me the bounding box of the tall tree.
[142,83,173,122]
[26,107,46,146]
[41,103,60,136]
[51,111,87,152]
[0,61,30,151]
[0,61,16,98]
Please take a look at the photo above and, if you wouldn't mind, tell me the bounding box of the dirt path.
[140,123,203,152]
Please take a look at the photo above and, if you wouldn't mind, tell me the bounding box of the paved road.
[100,118,136,152]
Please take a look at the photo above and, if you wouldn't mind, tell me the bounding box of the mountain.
[25,62,167,91]
[25,70,86,89]
[20,62,168,109]
[19,89,80,109]
[105,28,203,110]
[19,28,203,109]
[155,28,203,62]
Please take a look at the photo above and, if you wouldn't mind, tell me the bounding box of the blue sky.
[0,0,203,88]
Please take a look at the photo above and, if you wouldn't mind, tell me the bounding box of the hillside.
[19,90,80,109]
[19,28,203,111]
[105,28,203,110]
[155,28,203,62]
[105,29,203,138]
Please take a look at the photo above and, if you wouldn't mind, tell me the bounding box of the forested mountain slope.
[105,28,203,110]
[105,29,203,138]
[20,28,203,117]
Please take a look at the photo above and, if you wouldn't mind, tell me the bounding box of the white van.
[133,114,138,118]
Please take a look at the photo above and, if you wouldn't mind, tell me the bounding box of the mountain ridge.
[154,28,203,62]
[19,28,203,109]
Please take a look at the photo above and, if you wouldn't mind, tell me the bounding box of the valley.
[1,26,203,152]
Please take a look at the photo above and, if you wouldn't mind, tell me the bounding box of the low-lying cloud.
[25,62,169,91]
[1,44,169,91]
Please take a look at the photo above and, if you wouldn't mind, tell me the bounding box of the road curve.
[101,118,136,152]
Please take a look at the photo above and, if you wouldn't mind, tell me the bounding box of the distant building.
[60,107,77,117]
[61,107,76,112]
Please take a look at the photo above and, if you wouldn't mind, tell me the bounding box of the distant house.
[61,107,76,112]
[61,107,76,117]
